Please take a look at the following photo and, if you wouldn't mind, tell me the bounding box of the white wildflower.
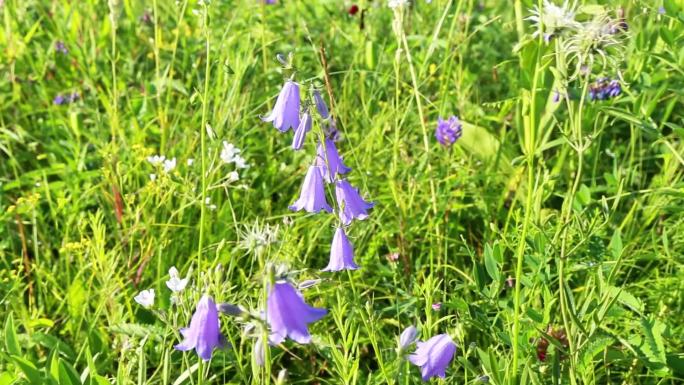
[149,174,157,181]
[233,156,248,169]
[220,141,241,164]
[147,155,166,166]
[388,0,409,9]
[205,197,217,210]
[187,158,194,166]
[134,289,155,308]
[162,157,177,173]
[227,171,239,182]
[528,0,580,41]
[166,267,189,292]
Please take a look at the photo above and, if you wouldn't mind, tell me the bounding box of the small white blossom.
[134,289,155,308]
[187,158,194,166]
[149,173,157,181]
[233,156,248,169]
[228,171,239,182]
[166,267,188,292]
[388,0,409,9]
[220,141,241,164]
[162,157,177,173]
[147,155,166,166]
[205,197,217,210]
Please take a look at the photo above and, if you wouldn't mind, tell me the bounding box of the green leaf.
[609,231,623,260]
[58,360,81,385]
[580,334,614,366]
[0,372,17,385]
[484,243,501,282]
[640,317,668,367]
[10,355,43,384]
[4,314,21,356]
[607,286,644,314]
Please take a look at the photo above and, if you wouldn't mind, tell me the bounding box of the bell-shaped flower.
[266,282,327,344]
[315,139,351,183]
[292,111,312,151]
[409,334,457,381]
[322,227,359,272]
[398,325,419,351]
[335,179,374,225]
[262,80,300,132]
[313,90,330,119]
[289,166,333,213]
[175,295,226,361]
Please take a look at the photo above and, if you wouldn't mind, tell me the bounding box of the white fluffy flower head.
[528,0,580,39]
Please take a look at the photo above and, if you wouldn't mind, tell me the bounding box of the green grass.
[1,0,683,384]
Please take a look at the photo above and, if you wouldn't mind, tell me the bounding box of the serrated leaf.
[640,317,667,366]
[607,286,643,314]
[109,323,164,342]
[580,334,614,366]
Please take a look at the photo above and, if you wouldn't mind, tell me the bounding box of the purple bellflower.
[175,295,226,361]
[266,282,327,344]
[316,139,351,183]
[292,110,312,150]
[313,90,330,119]
[289,165,333,213]
[263,80,300,132]
[322,227,359,272]
[409,334,457,381]
[399,325,419,351]
[335,179,374,225]
[435,116,463,146]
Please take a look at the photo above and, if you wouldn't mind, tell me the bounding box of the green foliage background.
[1,0,683,384]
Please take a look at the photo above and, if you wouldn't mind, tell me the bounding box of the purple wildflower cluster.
[435,116,463,147]
[264,70,374,273]
[53,92,79,106]
[588,77,622,101]
[55,41,68,55]
[143,56,456,383]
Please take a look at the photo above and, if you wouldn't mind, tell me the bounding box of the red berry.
[349,5,359,15]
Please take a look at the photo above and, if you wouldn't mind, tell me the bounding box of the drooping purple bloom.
[399,325,418,351]
[175,295,226,361]
[266,282,327,344]
[292,111,312,151]
[322,227,359,272]
[262,80,300,132]
[553,89,560,103]
[289,165,333,213]
[435,116,462,146]
[313,90,330,119]
[335,179,374,225]
[316,139,351,183]
[323,119,341,142]
[409,334,457,381]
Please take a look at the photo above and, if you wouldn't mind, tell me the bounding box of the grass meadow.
[1,0,683,384]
